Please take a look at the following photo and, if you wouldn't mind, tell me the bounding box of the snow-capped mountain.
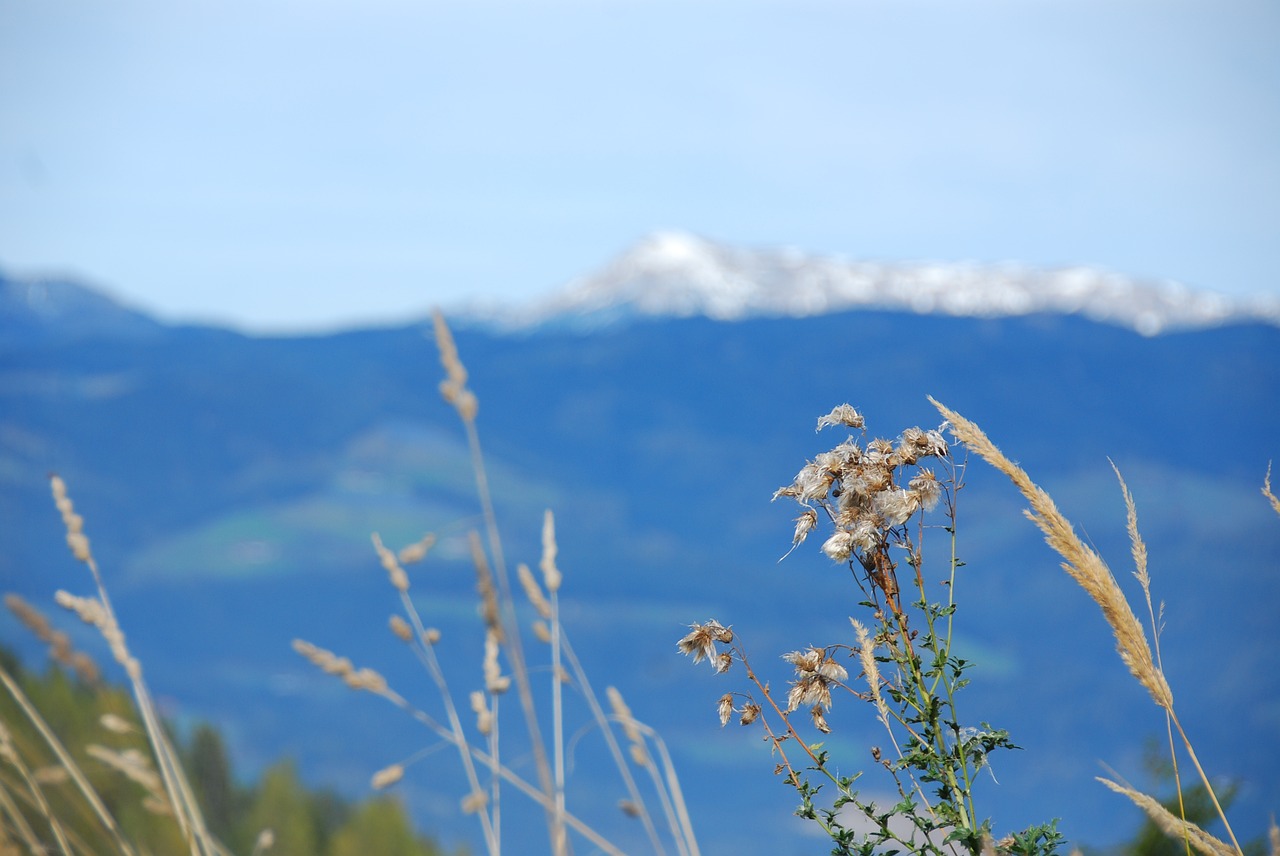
[479,231,1280,336]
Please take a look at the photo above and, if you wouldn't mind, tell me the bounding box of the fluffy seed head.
[677,620,731,665]
[791,508,818,547]
[816,404,865,432]
[717,693,734,727]
[909,469,942,511]
[821,530,855,562]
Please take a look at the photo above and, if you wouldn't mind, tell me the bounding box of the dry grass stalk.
[538,509,568,856]
[433,310,478,423]
[399,533,437,565]
[540,510,562,593]
[607,686,648,767]
[552,636,672,856]
[0,696,75,856]
[1,639,136,856]
[517,563,553,621]
[1097,778,1234,856]
[46,476,217,856]
[470,532,503,641]
[293,635,499,852]
[605,684,697,856]
[930,399,1244,855]
[372,532,410,592]
[928,399,1171,710]
[1268,815,1279,856]
[1112,462,1193,856]
[86,744,163,796]
[5,594,100,685]
[852,619,888,729]
[431,312,563,852]
[0,770,45,856]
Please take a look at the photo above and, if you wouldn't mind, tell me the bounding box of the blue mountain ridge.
[1,267,1277,854]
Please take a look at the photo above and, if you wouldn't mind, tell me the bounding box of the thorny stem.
[922,472,979,831]
[736,644,824,770]
[550,590,567,856]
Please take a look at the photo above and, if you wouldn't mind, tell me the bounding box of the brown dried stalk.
[929,397,1242,855]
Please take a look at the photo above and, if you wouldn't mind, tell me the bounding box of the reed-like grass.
[0,478,227,856]
[294,311,700,856]
[929,397,1246,856]
[677,398,1271,855]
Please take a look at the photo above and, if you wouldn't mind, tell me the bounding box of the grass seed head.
[371,764,404,790]
[397,533,436,565]
[540,509,562,593]
[371,533,409,593]
[389,615,413,643]
[460,791,488,814]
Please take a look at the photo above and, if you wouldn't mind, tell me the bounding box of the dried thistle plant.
[681,404,1062,855]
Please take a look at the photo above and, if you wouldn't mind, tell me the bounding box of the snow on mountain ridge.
[479,232,1280,336]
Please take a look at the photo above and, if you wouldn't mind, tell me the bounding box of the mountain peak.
[480,232,1280,336]
[0,270,166,345]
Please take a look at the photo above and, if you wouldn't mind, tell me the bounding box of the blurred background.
[3,0,1279,329]
[2,2,1278,855]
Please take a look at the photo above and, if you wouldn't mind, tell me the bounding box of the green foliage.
[244,762,320,856]
[185,724,238,843]
[328,797,443,856]
[0,647,447,856]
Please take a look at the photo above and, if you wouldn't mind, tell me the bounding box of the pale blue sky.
[2,0,1278,333]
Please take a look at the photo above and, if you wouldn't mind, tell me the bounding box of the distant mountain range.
[462,231,1280,336]
[1,251,1277,855]
[7,232,1280,342]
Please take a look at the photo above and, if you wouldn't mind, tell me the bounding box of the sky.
[2,0,1278,334]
